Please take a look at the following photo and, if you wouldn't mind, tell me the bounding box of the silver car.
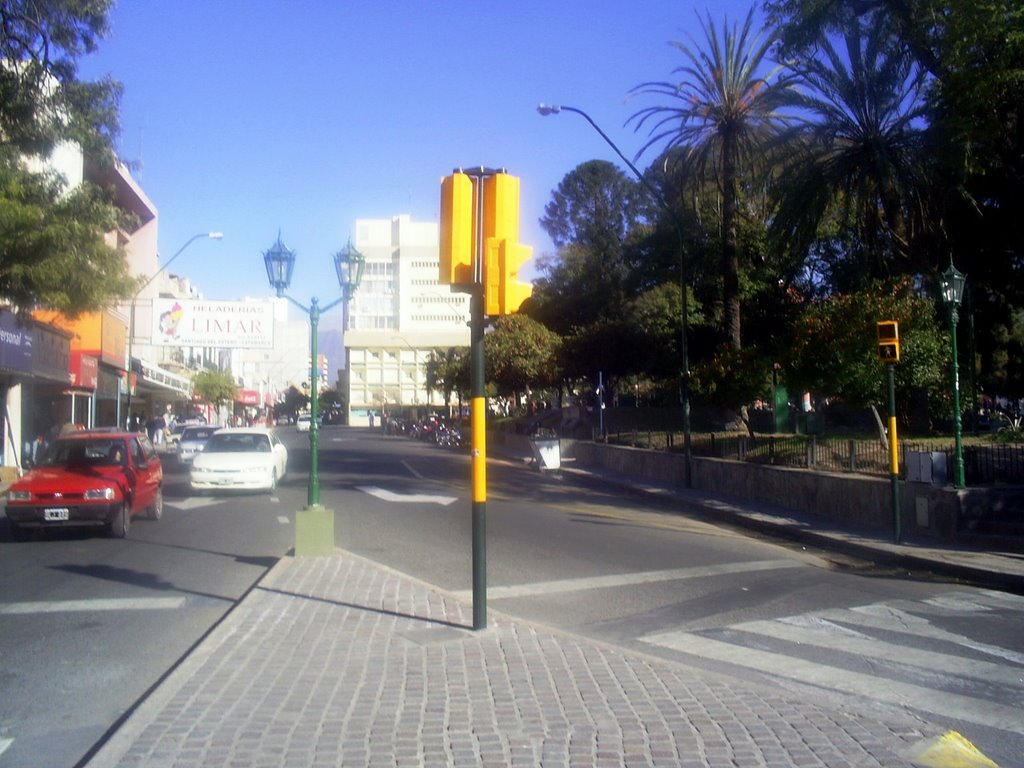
[176,425,219,464]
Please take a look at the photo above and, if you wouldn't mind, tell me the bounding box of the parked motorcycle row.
[384,415,467,449]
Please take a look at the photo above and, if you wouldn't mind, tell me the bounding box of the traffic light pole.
[886,362,901,544]
[464,166,498,631]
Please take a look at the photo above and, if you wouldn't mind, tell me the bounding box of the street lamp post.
[124,231,223,429]
[537,103,692,486]
[940,260,967,488]
[264,234,364,556]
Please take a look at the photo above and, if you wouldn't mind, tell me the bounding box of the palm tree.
[767,15,932,291]
[628,7,799,350]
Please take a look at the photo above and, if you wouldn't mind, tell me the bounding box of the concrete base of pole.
[294,505,335,557]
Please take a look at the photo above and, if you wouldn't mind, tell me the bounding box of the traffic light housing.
[482,173,532,315]
[439,172,474,285]
[877,320,900,363]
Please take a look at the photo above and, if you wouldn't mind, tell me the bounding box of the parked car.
[190,427,287,493]
[176,425,219,464]
[5,431,163,540]
[296,413,311,432]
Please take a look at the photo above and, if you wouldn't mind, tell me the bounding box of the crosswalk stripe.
[452,559,805,600]
[834,604,1024,666]
[732,615,1014,686]
[0,597,186,614]
[641,629,1024,734]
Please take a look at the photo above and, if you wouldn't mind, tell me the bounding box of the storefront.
[0,309,35,469]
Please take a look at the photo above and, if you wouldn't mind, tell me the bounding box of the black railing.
[607,431,1024,485]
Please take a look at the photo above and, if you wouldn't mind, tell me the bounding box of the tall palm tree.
[628,7,799,350]
[768,14,932,291]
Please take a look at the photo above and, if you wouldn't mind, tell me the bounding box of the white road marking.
[0,738,12,757]
[0,597,186,614]
[402,460,425,480]
[277,516,290,524]
[451,559,804,600]
[357,486,457,506]
[169,497,221,510]
[641,628,1024,734]
[738,615,1013,686]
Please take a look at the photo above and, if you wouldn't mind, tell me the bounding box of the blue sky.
[79,1,757,325]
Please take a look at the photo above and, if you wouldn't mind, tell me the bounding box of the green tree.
[629,7,800,350]
[0,0,136,315]
[780,283,946,426]
[192,370,238,416]
[767,14,933,289]
[485,314,561,405]
[533,160,650,336]
[425,347,468,410]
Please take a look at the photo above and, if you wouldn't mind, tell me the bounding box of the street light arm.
[537,101,692,488]
[133,231,224,300]
[537,103,668,214]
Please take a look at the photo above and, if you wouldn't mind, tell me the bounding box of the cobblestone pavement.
[87,551,945,768]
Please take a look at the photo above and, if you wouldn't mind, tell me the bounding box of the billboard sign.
[151,299,274,349]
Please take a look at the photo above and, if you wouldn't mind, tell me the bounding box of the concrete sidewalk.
[87,551,956,768]
[82,464,1021,767]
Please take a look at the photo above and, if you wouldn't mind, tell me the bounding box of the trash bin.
[530,438,561,471]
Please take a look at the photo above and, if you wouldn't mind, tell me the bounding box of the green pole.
[308,297,321,507]
[470,287,487,631]
[886,362,901,544]
[949,305,965,488]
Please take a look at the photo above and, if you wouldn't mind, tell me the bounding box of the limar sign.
[151,299,274,349]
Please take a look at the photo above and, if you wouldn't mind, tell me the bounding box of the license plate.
[44,507,70,521]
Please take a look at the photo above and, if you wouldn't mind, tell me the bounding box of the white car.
[296,413,311,432]
[176,425,219,464]
[190,427,288,493]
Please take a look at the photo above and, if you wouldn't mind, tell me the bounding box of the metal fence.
[608,431,1024,485]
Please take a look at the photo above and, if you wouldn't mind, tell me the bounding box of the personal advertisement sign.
[150,299,274,349]
[0,309,32,373]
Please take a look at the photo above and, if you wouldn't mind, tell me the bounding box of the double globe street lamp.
[264,234,364,555]
[940,260,967,489]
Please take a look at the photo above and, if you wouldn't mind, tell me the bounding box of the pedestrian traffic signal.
[877,320,900,363]
[481,172,533,315]
[439,172,474,285]
[483,239,534,315]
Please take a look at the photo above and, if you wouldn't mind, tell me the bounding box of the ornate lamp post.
[940,260,967,488]
[264,234,364,555]
[537,103,692,486]
[125,231,223,429]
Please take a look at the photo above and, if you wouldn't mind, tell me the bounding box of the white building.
[344,215,470,425]
[225,297,311,413]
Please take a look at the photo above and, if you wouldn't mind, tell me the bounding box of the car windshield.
[40,438,127,468]
[182,427,217,441]
[203,433,272,453]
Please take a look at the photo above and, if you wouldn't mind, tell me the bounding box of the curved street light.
[537,103,692,486]
[264,234,364,555]
[125,231,223,428]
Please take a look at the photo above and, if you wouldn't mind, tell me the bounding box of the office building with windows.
[344,215,470,425]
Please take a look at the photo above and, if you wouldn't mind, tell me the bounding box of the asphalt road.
[2,424,1022,766]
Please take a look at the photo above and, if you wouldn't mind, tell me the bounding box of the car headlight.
[8,490,32,502]
[84,488,116,501]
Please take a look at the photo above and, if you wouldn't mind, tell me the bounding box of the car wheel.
[148,487,164,521]
[109,501,130,538]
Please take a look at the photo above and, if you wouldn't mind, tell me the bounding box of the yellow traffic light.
[500,241,533,314]
[479,173,533,315]
[877,320,900,363]
[483,173,519,242]
[439,172,475,285]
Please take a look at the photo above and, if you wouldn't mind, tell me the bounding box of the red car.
[5,431,163,540]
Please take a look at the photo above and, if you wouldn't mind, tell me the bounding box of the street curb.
[82,556,294,768]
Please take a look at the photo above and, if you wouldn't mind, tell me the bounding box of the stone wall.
[490,431,1021,545]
